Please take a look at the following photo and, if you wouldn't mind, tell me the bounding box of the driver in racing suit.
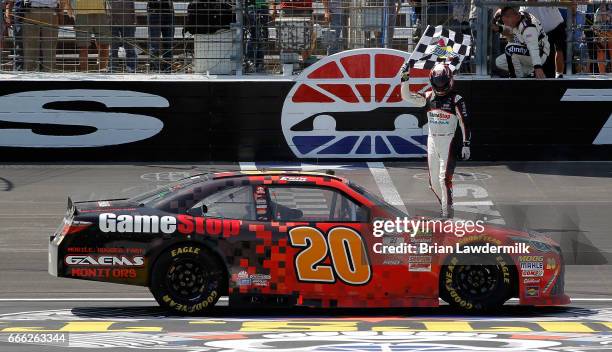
[400,63,470,218]
[493,6,550,78]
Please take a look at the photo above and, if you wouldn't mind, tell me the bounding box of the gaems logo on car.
[65,255,145,266]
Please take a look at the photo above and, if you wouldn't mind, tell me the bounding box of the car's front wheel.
[150,244,225,314]
[440,252,513,311]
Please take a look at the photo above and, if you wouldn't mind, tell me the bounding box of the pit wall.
[0,75,610,161]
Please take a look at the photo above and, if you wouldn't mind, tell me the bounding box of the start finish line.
[1,319,611,333]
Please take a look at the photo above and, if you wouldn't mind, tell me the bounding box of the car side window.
[191,186,256,221]
[267,186,368,222]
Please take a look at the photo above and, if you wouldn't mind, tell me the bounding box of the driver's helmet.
[429,64,454,96]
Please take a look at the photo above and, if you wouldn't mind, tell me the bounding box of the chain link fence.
[0,0,610,75]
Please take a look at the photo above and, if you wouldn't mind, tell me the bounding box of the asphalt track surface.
[0,161,611,351]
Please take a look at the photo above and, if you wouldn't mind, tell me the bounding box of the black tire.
[150,244,225,314]
[440,252,512,311]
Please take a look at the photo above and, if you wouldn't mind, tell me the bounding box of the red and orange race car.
[49,171,569,314]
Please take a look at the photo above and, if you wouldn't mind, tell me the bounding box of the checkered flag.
[401,25,472,82]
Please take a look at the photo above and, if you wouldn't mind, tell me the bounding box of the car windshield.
[350,182,407,218]
[129,174,210,205]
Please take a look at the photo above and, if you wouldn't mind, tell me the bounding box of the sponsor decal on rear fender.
[65,254,146,280]
[65,255,144,266]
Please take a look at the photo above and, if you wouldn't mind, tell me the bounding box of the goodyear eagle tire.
[150,245,224,314]
[440,252,512,312]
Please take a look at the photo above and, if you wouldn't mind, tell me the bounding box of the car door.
[265,185,382,307]
[187,184,286,298]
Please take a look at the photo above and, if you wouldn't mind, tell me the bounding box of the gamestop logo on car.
[99,213,176,234]
[98,213,241,236]
[281,48,428,159]
[65,255,144,266]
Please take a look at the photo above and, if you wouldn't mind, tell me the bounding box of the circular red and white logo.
[281,48,427,159]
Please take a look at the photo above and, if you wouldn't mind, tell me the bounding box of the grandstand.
[0,0,610,75]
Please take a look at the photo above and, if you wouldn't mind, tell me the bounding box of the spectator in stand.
[71,0,111,72]
[2,0,25,71]
[272,0,316,64]
[558,1,587,73]
[594,3,611,74]
[1,0,6,65]
[148,0,174,73]
[520,1,566,78]
[11,0,24,70]
[583,2,597,74]
[321,0,343,53]
[450,0,469,34]
[469,0,478,39]
[109,0,136,73]
[245,0,270,72]
[20,0,71,71]
[356,0,399,48]
[426,0,451,27]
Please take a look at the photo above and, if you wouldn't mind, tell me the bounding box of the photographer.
[493,6,550,78]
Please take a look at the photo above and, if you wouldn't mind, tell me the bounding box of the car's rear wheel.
[150,244,225,314]
[440,252,512,311]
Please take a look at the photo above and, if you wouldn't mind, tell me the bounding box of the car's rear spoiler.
[72,198,129,204]
[68,197,132,216]
[67,197,77,216]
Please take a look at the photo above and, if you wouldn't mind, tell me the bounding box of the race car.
[49,171,569,314]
